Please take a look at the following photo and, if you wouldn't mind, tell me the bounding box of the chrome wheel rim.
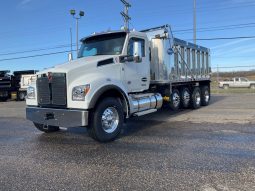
[195,92,201,105]
[173,92,180,108]
[183,90,190,106]
[101,107,119,133]
[20,93,25,100]
[204,90,210,103]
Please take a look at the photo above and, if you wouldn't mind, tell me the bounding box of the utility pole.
[70,28,73,53]
[193,0,196,45]
[217,64,219,82]
[120,0,131,31]
[68,28,73,61]
[217,64,219,93]
[70,10,85,57]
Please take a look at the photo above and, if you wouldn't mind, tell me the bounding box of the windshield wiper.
[93,54,105,56]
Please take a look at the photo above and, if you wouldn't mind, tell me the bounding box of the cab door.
[240,78,249,88]
[123,36,150,92]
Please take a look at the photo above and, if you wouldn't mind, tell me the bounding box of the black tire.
[18,91,26,101]
[223,84,229,90]
[191,87,201,109]
[0,97,8,102]
[34,123,60,133]
[180,87,191,108]
[201,86,210,106]
[170,89,181,111]
[88,97,124,142]
[250,84,255,89]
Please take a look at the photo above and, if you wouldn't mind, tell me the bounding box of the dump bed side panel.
[150,37,211,83]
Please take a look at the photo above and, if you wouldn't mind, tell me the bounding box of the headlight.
[72,84,90,101]
[27,86,35,99]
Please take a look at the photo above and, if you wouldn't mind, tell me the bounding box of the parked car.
[219,77,255,89]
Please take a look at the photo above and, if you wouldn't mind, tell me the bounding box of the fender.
[88,85,130,116]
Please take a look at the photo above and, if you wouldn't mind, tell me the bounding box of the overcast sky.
[0,0,255,72]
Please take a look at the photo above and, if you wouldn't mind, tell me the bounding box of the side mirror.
[119,55,134,63]
[133,41,142,63]
[134,55,142,63]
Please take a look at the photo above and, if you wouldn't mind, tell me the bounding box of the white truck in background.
[0,70,37,101]
[19,73,37,100]
[26,24,211,142]
[219,77,255,89]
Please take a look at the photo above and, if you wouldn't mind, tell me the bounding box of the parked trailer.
[26,25,211,142]
[0,71,11,101]
[0,70,37,101]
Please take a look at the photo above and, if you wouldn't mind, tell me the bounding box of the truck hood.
[38,55,116,74]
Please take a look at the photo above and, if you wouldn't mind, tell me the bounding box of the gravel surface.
[0,94,255,191]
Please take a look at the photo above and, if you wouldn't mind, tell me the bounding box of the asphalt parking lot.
[0,94,255,191]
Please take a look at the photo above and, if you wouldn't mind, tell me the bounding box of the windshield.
[78,32,127,58]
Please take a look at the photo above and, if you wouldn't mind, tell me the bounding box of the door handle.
[141,77,147,82]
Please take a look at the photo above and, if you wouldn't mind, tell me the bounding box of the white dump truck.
[26,25,211,142]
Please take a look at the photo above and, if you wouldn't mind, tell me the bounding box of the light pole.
[70,10,85,57]
[193,0,196,45]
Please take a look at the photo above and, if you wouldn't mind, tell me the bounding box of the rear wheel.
[33,123,60,133]
[0,97,8,102]
[191,87,201,109]
[180,87,191,108]
[250,84,255,89]
[88,97,124,142]
[170,89,181,111]
[201,86,210,106]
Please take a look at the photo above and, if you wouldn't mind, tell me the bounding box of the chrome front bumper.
[26,107,89,127]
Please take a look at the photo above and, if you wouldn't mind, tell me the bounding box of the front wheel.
[88,97,124,142]
[33,123,60,133]
[223,84,229,90]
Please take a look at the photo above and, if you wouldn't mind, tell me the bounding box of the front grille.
[37,73,67,108]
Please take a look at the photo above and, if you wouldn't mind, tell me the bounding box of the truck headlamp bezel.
[72,84,90,101]
[27,86,36,99]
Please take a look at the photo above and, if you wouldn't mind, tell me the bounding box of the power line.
[1,21,254,56]
[211,65,255,69]
[1,35,255,62]
[0,44,76,56]
[0,50,70,62]
[173,22,255,33]
[188,36,255,41]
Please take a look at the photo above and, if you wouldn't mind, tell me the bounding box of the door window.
[240,78,248,82]
[127,38,145,57]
